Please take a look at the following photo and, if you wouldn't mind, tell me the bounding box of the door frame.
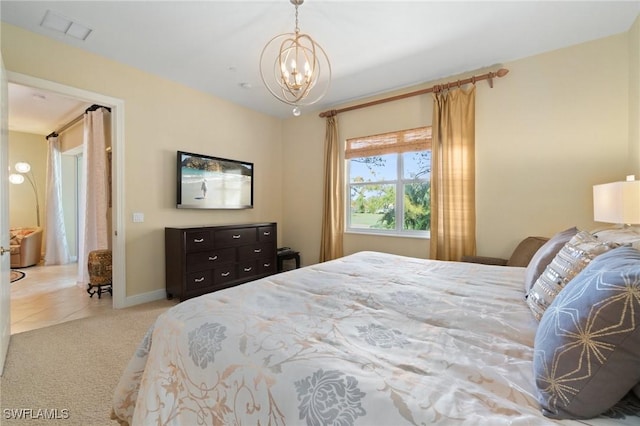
[7,72,126,309]
[1,54,10,374]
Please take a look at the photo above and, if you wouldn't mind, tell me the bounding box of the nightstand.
[277,249,300,272]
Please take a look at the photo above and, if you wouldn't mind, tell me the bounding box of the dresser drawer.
[214,227,257,247]
[186,248,235,272]
[238,260,257,279]
[186,270,212,292]
[238,242,274,260]
[185,230,213,252]
[258,226,276,243]
[258,258,276,275]
[212,265,237,285]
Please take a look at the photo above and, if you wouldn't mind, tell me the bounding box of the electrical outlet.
[132,212,144,223]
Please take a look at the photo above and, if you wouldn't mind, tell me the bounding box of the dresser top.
[165,222,276,231]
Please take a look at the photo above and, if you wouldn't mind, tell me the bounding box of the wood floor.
[10,262,113,335]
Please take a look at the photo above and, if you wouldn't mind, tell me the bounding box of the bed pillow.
[523,227,577,293]
[533,246,640,419]
[506,236,549,267]
[592,227,640,250]
[526,230,617,320]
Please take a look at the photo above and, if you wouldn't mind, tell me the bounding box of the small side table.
[277,250,300,272]
[87,249,113,298]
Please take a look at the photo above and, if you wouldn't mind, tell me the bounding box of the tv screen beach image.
[179,153,253,209]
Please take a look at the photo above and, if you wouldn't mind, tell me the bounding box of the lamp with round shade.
[9,161,40,227]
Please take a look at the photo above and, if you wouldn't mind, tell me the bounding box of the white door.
[0,54,11,374]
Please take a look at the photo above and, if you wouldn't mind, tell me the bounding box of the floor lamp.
[9,161,41,227]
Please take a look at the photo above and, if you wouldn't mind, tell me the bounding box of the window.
[346,127,431,236]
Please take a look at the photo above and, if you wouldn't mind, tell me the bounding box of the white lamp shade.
[593,180,640,224]
[8,174,24,184]
[14,162,31,173]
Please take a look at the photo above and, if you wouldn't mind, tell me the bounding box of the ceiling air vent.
[40,10,92,41]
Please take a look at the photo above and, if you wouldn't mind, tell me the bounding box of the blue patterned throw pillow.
[533,246,640,419]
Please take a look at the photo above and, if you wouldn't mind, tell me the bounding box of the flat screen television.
[176,150,254,209]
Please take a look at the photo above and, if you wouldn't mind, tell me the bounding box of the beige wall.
[2,24,283,298]
[629,14,640,176]
[282,31,637,263]
[59,119,83,153]
[8,131,46,230]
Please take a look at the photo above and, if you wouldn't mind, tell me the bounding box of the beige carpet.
[0,299,176,425]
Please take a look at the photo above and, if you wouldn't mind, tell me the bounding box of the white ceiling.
[3,0,640,134]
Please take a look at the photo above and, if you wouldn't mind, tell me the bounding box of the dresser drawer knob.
[254,248,262,253]
[263,231,270,236]
[194,238,204,243]
[209,255,218,261]
[221,272,231,277]
[232,234,241,239]
[194,277,205,283]
[264,263,271,267]
[244,267,252,272]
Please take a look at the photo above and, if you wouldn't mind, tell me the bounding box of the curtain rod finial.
[497,68,509,78]
[319,109,337,118]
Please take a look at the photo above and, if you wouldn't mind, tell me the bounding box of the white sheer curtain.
[76,107,111,286]
[44,135,70,265]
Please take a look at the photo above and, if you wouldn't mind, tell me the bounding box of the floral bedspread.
[112,251,640,425]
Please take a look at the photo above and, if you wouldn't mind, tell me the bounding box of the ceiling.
[3,0,640,134]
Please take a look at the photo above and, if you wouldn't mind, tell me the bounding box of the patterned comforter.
[112,251,640,425]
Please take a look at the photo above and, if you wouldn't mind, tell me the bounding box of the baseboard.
[122,288,167,308]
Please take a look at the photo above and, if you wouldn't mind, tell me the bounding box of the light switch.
[132,212,144,223]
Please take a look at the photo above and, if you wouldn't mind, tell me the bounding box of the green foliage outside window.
[349,151,431,233]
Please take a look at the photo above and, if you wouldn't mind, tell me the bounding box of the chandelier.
[259,0,331,116]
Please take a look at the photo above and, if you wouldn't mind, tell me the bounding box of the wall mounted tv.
[176,150,254,209]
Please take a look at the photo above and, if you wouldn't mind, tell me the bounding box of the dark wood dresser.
[165,222,277,301]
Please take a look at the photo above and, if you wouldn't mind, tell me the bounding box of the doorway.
[6,72,126,331]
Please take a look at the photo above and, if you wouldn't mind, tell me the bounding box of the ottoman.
[87,249,113,298]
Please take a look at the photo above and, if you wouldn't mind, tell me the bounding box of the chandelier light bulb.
[292,106,301,117]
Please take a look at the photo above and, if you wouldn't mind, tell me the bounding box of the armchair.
[10,227,43,268]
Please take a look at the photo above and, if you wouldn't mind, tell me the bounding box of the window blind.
[345,126,432,159]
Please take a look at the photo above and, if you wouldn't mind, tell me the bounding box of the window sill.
[345,230,430,240]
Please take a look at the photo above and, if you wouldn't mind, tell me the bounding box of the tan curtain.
[319,115,344,262]
[430,86,476,261]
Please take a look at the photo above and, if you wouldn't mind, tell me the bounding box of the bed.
[112,250,640,425]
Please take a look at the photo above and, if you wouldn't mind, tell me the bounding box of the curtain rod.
[318,68,509,118]
[46,104,111,139]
